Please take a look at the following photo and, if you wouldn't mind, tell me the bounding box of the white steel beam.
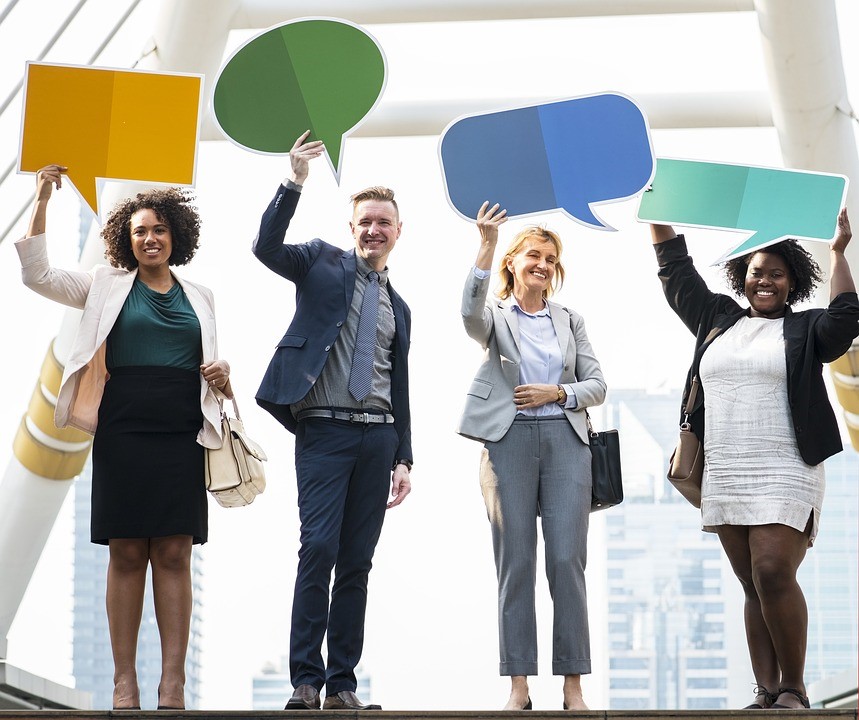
[232,0,754,26]
[199,91,773,141]
[754,0,858,206]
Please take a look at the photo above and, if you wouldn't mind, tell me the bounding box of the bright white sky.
[1,0,858,711]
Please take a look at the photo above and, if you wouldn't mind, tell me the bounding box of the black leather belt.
[296,408,394,424]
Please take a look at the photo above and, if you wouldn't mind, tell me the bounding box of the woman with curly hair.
[16,164,232,710]
[649,209,858,710]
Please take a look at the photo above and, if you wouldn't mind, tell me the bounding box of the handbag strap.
[213,387,241,420]
[681,376,699,426]
[585,410,597,438]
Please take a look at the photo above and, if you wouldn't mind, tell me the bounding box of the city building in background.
[251,657,290,711]
[71,464,203,710]
[800,448,858,688]
[596,388,858,710]
[252,657,373,710]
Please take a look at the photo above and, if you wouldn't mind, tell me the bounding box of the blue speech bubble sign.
[438,93,655,228]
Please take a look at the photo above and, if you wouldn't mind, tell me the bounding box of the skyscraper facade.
[252,658,373,710]
[71,464,203,710]
[596,388,857,710]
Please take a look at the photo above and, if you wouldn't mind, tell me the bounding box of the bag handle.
[213,387,241,421]
[585,410,598,438]
[681,376,699,428]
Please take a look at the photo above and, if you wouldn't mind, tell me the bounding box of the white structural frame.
[1,2,856,703]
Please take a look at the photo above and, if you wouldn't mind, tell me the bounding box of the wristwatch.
[393,458,413,471]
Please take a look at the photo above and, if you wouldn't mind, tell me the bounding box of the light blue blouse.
[472,267,577,417]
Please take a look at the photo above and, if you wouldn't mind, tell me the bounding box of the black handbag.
[587,413,623,512]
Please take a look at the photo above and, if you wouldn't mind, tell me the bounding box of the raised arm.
[648,223,738,337]
[650,222,678,244]
[830,208,855,299]
[252,131,325,281]
[474,201,507,270]
[285,129,324,186]
[462,202,507,346]
[27,164,67,238]
[16,165,93,308]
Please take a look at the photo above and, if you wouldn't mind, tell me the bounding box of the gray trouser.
[480,415,592,676]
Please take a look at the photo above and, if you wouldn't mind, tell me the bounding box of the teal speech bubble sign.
[212,17,386,183]
[638,158,848,262]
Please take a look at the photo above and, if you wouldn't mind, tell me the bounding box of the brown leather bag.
[667,376,703,508]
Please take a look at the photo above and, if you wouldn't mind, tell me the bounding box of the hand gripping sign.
[19,62,203,218]
[438,92,655,228]
[213,17,386,184]
[638,158,848,263]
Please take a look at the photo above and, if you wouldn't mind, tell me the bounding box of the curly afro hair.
[101,187,201,270]
[723,239,822,306]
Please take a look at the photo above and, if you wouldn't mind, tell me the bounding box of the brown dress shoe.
[322,690,381,710]
[285,684,321,710]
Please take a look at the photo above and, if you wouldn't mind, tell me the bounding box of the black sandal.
[771,687,810,709]
[743,684,778,709]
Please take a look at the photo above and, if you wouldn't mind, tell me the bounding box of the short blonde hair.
[498,226,565,300]
[349,186,398,218]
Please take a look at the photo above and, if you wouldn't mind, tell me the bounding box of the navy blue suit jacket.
[252,185,413,463]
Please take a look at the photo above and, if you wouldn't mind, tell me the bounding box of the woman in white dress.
[649,209,858,710]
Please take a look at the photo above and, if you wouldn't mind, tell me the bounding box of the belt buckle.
[350,411,369,424]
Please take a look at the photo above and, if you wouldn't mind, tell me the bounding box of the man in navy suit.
[252,132,413,711]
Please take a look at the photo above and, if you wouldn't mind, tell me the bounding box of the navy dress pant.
[289,417,398,694]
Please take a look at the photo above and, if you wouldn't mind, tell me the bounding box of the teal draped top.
[106,279,202,371]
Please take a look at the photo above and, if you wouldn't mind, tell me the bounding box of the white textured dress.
[698,315,824,544]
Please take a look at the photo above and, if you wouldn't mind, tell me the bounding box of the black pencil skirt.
[91,366,207,545]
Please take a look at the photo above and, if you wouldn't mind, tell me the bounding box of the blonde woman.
[458,202,606,711]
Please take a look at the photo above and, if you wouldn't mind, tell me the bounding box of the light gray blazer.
[457,270,606,444]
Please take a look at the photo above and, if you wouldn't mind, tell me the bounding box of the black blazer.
[252,186,413,463]
[656,235,859,466]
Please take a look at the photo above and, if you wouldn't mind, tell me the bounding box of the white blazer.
[16,233,224,448]
[457,270,606,444]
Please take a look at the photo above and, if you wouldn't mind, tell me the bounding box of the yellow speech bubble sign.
[19,62,202,217]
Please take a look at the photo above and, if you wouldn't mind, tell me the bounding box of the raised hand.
[27,164,67,237]
[474,201,508,271]
[832,207,852,254]
[830,207,856,297]
[477,201,508,246]
[35,164,67,202]
[289,130,325,185]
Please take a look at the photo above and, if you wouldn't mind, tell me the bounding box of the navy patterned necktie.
[348,270,380,401]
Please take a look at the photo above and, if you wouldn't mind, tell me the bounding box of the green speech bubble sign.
[213,17,386,183]
[638,158,848,262]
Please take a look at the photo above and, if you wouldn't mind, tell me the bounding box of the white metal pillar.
[754,0,859,447]
[0,0,241,661]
